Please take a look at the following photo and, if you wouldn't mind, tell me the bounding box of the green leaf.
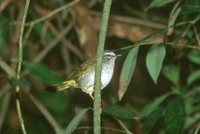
[146,44,166,83]
[167,1,182,35]
[187,50,200,64]
[162,65,180,85]
[33,22,43,37]
[0,30,5,54]
[10,78,31,91]
[143,108,164,134]
[147,0,176,10]
[38,93,71,115]
[182,0,200,15]
[118,47,139,100]
[187,70,200,86]
[140,92,172,117]
[114,118,132,134]
[23,61,62,85]
[0,17,10,56]
[184,97,196,115]
[34,23,54,43]
[164,96,185,134]
[64,108,89,134]
[103,104,136,119]
[182,6,200,15]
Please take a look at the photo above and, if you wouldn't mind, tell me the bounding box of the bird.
[47,50,119,99]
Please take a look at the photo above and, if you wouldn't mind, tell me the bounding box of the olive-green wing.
[69,58,96,79]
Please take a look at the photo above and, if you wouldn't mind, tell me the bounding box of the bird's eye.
[106,53,112,57]
[104,51,115,58]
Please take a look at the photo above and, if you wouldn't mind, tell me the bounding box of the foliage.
[0,0,200,133]
[118,46,139,100]
[146,44,166,83]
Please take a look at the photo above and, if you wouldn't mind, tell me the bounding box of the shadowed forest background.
[0,0,200,134]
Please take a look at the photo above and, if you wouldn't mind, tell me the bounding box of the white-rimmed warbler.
[48,50,119,99]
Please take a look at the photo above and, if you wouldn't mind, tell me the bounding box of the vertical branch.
[94,0,112,134]
[16,0,30,134]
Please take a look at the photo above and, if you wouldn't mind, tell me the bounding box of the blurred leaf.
[187,70,200,86]
[167,1,182,35]
[162,65,180,85]
[64,108,89,134]
[187,50,200,64]
[147,0,176,10]
[23,61,62,85]
[33,22,43,37]
[34,22,54,43]
[58,0,70,17]
[10,78,31,91]
[182,6,200,15]
[118,47,139,100]
[0,30,5,53]
[45,29,54,43]
[143,108,164,134]
[184,97,196,115]
[140,92,172,117]
[182,0,200,15]
[114,118,132,134]
[38,93,70,114]
[103,104,136,119]
[0,16,10,55]
[146,44,166,83]
[164,96,185,134]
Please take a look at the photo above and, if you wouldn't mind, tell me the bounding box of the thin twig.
[113,28,200,52]
[0,85,11,99]
[25,92,62,133]
[0,0,12,13]
[46,21,84,60]
[0,61,62,133]
[25,0,79,26]
[0,92,11,132]
[193,25,200,47]
[91,11,166,29]
[57,20,73,74]
[88,0,98,7]
[0,12,72,134]
[94,0,112,133]
[184,86,200,98]
[15,0,30,133]
[0,5,71,133]
[122,41,200,51]
[194,124,200,134]
[115,118,133,134]
[0,56,16,78]
[167,1,182,35]
[76,126,131,134]
[23,23,34,46]
[124,5,147,20]
[33,22,74,63]
[61,45,72,75]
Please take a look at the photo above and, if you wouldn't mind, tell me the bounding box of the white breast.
[101,62,115,88]
[78,59,115,94]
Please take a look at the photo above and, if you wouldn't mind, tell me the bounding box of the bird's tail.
[46,79,78,92]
